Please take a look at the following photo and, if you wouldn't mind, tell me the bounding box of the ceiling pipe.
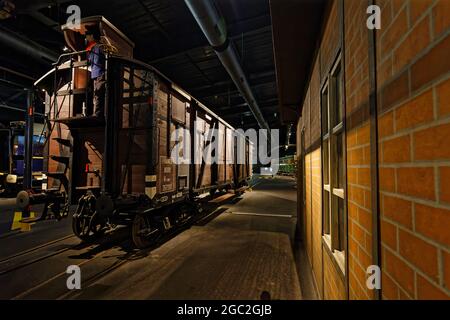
[0,28,58,63]
[184,0,271,132]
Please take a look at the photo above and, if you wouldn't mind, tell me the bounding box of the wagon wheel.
[72,200,106,241]
[132,214,160,249]
[72,212,106,241]
[72,214,90,241]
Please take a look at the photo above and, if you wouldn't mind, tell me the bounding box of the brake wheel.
[132,214,159,249]
[72,195,106,241]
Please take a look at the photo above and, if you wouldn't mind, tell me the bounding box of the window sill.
[322,234,346,277]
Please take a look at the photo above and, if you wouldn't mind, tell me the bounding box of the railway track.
[4,191,242,299]
[13,238,134,300]
[0,234,76,275]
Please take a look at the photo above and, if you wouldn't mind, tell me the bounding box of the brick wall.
[345,0,374,300]
[376,0,450,299]
[297,0,346,300]
[305,151,312,262]
[296,0,449,300]
[311,148,323,297]
[323,247,347,299]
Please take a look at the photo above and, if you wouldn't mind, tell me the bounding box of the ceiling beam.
[148,24,273,64]
[189,70,275,92]
[197,79,276,100]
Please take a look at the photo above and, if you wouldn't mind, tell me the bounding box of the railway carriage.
[17,17,252,247]
[16,16,252,248]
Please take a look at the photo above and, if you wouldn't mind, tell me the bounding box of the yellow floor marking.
[11,212,36,232]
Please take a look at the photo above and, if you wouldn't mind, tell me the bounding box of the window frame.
[321,54,347,275]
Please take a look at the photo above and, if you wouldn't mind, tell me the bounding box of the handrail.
[52,50,88,66]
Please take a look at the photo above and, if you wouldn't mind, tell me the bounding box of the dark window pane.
[331,195,345,251]
[333,64,343,127]
[338,197,345,251]
[321,89,328,135]
[323,190,330,235]
[323,139,329,185]
[336,132,344,189]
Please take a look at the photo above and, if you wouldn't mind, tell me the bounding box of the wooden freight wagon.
[16,16,252,247]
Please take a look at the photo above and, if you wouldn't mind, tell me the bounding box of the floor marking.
[11,212,35,232]
[231,212,293,218]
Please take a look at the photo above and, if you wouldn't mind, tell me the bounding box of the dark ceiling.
[0,0,282,132]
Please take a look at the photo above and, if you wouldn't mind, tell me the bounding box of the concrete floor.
[0,176,316,300]
[71,177,301,300]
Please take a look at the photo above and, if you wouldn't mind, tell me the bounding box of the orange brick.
[392,0,407,12]
[391,0,408,12]
[434,0,450,37]
[364,190,372,210]
[348,167,357,184]
[348,234,358,256]
[417,274,449,300]
[357,124,370,145]
[444,251,450,290]
[411,34,450,92]
[377,56,393,88]
[351,260,371,299]
[365,232,372,253]
[349,147,364,166]
[353,221,366,242]
[437,78,450,116]
[350,185,365,208]
[415,203,450,246]
[363,146,370,165]
[381,7,408,60]
[377,0,392,34]
[347,129,357,148]
[397,167,435,200]
[381,219,397,250]
[440,167,450,203]
[349,202,358,220]
[358,246,372,269]
[358,208,371,231]
[379,167,396,192]
[384,249,415,296]
[382,134,411,163]
[399,229,439,280]
[348,218,354,237]
[399,288,413,299]
[395,90,434,132]
[414,123,450,160]
[378,111,394,138]
[381,70,409,111]
[393,15,430,73]
[382,195,413,228]
[410,0,434,24]
[357,168,370,187]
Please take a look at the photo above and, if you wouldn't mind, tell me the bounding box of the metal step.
[57,60,88,70]
[49,155,70,165]
[45,172,67,180]
[52,138,71,147]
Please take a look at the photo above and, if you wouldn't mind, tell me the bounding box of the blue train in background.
[0,121,45,197]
